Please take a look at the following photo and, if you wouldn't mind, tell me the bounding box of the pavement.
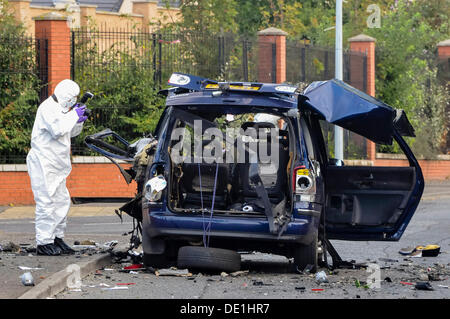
[0,202,132,299]
[0,181,449,299]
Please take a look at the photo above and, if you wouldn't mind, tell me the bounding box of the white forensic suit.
[26,80,85,249]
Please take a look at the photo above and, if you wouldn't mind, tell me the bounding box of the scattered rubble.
[2,242,21,253]
[18,266,43,271]
[155,267,192,277]
[20,272,35,286]
[230,270,249,277]
[315,271,328,284]
[399,245,441,258]
[415,282,434,291]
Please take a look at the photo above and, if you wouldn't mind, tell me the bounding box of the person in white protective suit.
[26,79,88,256]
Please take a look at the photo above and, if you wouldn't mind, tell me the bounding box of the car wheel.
[177,246,241,273]
[293,231,318,273]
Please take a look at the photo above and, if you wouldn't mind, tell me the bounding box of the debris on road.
[315,271,329,284]
[415,282,434,291]
[398,245,441,257]
[20,272,35,286]
[400,281,414,286]
[123,264,144,270]
[73,244,97,249]
[2,242,21,253]
[77,240,96,246]
[420,245,441,257]
[102,241,118,250]
[18,266,43,271]
[110,249,143,265]
[252,280,273,286]
[101,286,129,291]
[155,267,192,277]
[379,258,398,263]
[399,247,415,255]
[295,264,314,274]
[230,270,249,277]
[354,279,369,289]
[437,285,448,289]
[68,288,82,292]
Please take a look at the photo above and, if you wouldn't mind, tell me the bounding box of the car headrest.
[241,122,276,131]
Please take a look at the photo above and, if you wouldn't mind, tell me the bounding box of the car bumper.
[143,205,320,245]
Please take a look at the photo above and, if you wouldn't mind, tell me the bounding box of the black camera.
[79,92,94,117]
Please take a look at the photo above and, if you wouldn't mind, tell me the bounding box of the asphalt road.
[57,187,449,300]
[1,182,449,299]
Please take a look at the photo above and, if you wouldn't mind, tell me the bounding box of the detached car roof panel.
[302,79,415,145]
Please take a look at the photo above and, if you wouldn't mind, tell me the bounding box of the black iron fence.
[285,41,369,159]
[71,29,368,87]
[0,30,370,163]
[0,35,48,164]
[70,29,369,159]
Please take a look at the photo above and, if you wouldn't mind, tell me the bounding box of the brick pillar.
[257,27,288,83]
[132,0,159,28]
[437,39,450,58]
[349,34,376,161]
[33,12,71,95]
[437,39,450,152]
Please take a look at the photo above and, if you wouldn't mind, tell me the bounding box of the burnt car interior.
[167,110,293,228]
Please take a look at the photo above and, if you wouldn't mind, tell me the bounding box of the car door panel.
[325,166,415,228]
[300,80,424,241]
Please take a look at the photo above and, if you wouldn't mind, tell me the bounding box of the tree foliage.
[71,26,166,153]
[0,0,40,162]
[365,0,449,156]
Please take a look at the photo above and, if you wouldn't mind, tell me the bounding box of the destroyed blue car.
[86,73,424,272]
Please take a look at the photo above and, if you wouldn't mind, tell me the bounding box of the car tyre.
[293,231,318,273]
[177,246,241,273]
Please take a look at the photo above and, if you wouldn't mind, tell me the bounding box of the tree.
[365,0,449,156]
[174,0,238,33]
[0,0,40,163]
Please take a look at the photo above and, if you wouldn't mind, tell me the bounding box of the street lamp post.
[334,0,344,161]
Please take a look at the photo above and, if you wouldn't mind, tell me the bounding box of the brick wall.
[1,157,448,205]
[0,163,136,205]
[373,159,450,181]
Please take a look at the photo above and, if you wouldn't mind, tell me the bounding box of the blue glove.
[74,104,88,123]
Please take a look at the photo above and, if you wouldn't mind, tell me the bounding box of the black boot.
[54,237,75,255]
[37,243,62,256]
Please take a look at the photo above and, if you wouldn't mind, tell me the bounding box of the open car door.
[301,79,424,241]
